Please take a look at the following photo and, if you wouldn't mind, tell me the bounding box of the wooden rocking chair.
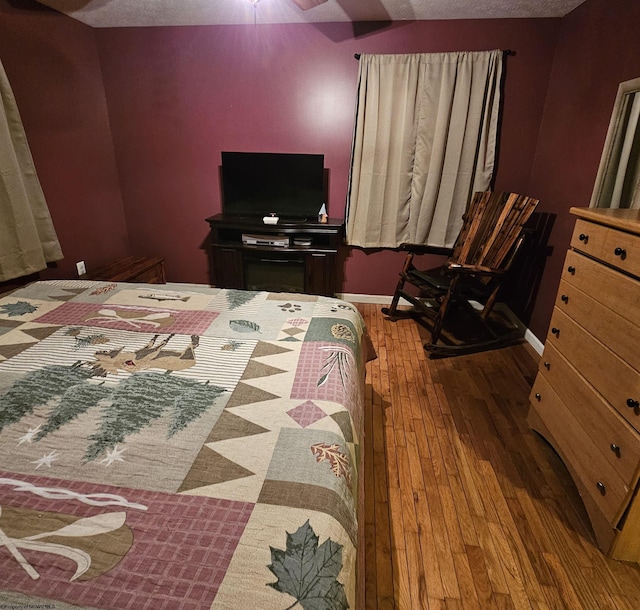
[381,191,539,357]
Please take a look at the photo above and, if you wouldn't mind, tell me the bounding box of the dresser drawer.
[538,342,640,486]
[571,219,640,278]
[561,250,640,328]
[530,374,633,525]
[555,278,640,371]
[546,307,640,432]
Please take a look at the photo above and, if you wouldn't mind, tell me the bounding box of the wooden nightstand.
[81,256,166,284]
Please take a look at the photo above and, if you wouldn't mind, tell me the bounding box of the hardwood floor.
[356,303,640,610]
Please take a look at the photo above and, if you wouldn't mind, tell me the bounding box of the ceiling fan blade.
[291,0,329,10]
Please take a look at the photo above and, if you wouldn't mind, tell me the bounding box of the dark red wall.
[526,0,640,338]
[0,0,130,279]
[94,19,558,290]
[6,1,639,343]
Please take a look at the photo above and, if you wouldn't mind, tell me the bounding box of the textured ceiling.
[35,0,588,28]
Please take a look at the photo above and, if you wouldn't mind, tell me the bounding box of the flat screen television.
[221,151,325,221]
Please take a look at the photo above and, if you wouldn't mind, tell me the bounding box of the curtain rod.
[353,50,516,60]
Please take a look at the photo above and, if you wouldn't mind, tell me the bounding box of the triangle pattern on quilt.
[0,343,35,361]
[225,382,280,409]
[49,288,86,301]
[241,360,286,380]
[330,411,354,443]
[251,341,293,358]
[20,325,61,341]
[0,319,21,329]
[206,410,269,443]
[177,445,254,492]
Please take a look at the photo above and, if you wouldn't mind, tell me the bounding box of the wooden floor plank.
[465,544,497,609]
[413,487,446,601]
[357,304,640,609]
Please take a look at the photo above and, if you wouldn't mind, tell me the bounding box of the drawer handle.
[534,393,541,401]
[596,481,606,495]
[579,233,588,242]
[610,443,621,457]
[614,247,627,259]
[560,294,569,303]
[567,266,576,274]
[551,327,560,337]
[543,361,551,370]
[627,398,640,410]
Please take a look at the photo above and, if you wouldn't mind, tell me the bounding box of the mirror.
[590,76,640,209]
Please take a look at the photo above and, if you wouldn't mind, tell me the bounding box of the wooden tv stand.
[205,214,344,296]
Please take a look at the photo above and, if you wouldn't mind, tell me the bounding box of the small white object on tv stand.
[263,215,279,225]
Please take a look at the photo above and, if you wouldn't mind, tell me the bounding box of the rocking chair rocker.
[381,191,539,358]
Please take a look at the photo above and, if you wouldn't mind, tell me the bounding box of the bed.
[0,280,374,609]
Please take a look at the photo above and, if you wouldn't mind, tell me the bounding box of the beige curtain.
[0,60,63,282]
[346,50,503,248]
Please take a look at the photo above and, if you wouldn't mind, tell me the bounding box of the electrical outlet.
[76,260,86,276]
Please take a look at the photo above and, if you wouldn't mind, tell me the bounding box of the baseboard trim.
[337,293,394,304]
[338,292,544,355]
[524,329,544,355]
[337,293,415,306]
[489,303,544,356]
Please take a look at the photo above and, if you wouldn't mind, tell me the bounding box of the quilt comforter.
[0,280,373,610]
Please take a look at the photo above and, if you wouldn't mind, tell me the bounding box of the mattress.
[0,280,374,609]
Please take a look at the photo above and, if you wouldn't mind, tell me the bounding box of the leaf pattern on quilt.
[0,301,38,317]
[317,347,352,389]
[89,284,117,295]
[267,519,348,610]
[310,443,352,487]
[229,319,261,333]
[225,290,260,309]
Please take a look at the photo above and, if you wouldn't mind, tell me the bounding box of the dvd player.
[241,233,290,247]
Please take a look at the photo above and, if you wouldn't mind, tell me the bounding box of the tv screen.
[221,151,325,220]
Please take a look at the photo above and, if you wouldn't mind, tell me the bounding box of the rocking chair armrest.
[446,262,509,277]
[399,243,454,256]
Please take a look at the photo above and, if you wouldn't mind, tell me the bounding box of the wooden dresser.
[528,207,640,561]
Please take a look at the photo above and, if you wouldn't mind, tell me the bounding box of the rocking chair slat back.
[452,191,539,271]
